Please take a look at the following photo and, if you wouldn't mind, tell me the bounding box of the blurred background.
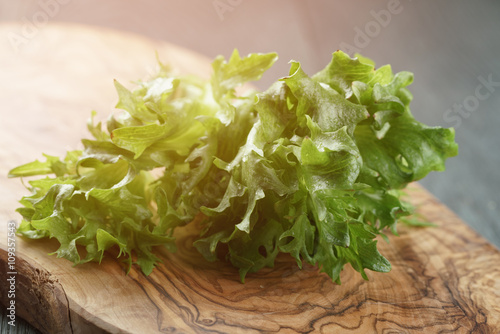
[1,1,499,333]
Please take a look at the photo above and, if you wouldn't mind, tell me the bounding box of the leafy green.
[9,50,457,282]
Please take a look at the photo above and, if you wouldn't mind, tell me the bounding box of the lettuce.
[9,50,457,282]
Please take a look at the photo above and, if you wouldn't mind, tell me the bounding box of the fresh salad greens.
[8,50,458,283]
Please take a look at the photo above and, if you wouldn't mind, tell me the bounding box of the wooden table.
[1,23,499,334]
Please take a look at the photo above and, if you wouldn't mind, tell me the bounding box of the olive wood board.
[0,23,499,334]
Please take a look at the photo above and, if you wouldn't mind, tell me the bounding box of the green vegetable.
[9,50,458,283]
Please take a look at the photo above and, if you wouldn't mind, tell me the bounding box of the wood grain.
[1,23,499,334]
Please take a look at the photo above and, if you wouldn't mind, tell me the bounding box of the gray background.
[1,0,499,333]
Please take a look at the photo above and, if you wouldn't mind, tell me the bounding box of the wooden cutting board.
[1,23,499,334]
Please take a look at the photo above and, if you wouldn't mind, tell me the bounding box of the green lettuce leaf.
[9,50,457,283]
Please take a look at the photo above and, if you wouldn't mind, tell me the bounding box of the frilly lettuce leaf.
[9,50,457,282]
